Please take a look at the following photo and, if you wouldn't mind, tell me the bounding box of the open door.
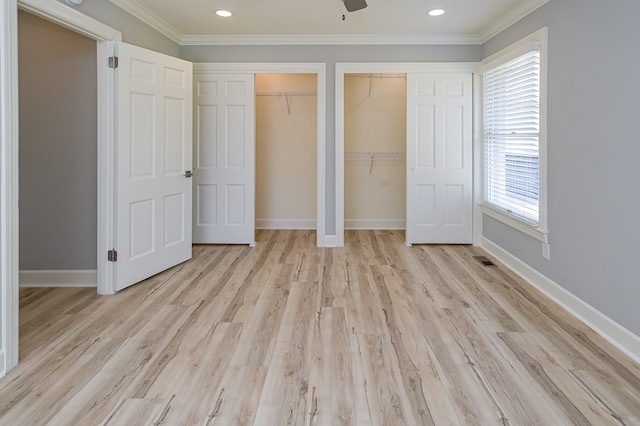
[114,42,193,292]
[192,73,256,244]
[406,73,473,244]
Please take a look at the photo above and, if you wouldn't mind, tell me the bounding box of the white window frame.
[479,27,548,243]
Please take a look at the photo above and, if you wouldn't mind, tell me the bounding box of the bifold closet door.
[406,73,473,244]
[192,73,256,244]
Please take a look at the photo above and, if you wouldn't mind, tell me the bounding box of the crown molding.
[479,0,550,42]
[109,0,182,44]
[108,0,548,47]
[181,33,482,46]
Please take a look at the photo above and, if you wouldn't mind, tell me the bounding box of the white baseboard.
[19,270,98,288]
[319,234,341,247]
[345,219,405,230]
[255,219,317,229]
[481,237,640,364]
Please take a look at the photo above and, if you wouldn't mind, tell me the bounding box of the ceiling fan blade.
[343,0,367,12]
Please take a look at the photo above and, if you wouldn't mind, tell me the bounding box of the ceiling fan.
[343,0,367,12]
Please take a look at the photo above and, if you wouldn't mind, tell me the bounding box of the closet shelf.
[345,152,406,175]
[345,151,406,160]
[345,74,406,97]
[345,74,406,79]
[256,91,317,97]
[256,91,316,116]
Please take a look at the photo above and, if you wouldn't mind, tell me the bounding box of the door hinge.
[108,56,119,69]
[107,250,118,262]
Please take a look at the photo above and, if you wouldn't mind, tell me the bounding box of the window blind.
[484,49,541,225]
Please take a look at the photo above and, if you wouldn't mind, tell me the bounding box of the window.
[480,28,548,241]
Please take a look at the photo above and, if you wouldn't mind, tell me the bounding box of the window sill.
[481,204,548,243]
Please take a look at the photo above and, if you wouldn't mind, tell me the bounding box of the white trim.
[479,0,550,43]
[109,0,181,44]
[537,28,549,248]
[18,0,121,41]
[335,67,346,248]
[17,0,548,49]
[194,63,326,74]
[320,235,341,248]
[97,41,116,295]
[481,237,640,364]
[256,219,317,230]
[182,33,481,46]
[345,220,405,230]
[481,204,548,243]
[472,73,484,246]
[336,62,478,248]
[316,71,328,248]
[193,63,328,247]
[336,62,478,75]
[1,0,20,378]
[19,270,97,288]
[479,27,546,73]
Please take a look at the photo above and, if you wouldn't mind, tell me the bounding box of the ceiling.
[108,0,549,44]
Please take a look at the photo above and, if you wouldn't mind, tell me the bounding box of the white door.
[406,73,473,244]
[115,42,193,291]
[193,73,256,244]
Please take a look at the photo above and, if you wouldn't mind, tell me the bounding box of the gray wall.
[181,45,482,234]
[57,0,180,57]
[482,0,640,336]
[18,10,97,270]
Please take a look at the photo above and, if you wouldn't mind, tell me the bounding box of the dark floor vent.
[474,256,497,267]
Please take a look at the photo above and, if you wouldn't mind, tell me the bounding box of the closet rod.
[345,151,406,160]
[345,151,406,175]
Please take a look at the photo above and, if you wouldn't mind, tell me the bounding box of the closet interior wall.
[344,73,407,230]
[255,74,317,229]
[18,11,97,272]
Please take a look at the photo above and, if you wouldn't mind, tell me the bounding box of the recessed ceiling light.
[216,10,232,17]
[428,9,445,16]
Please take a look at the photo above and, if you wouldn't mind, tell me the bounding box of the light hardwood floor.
[2,230,639,425]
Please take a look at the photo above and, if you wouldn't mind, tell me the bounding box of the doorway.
[336,62,475,247]
[191,63,327,246]
[18,10,98,288]
[1,0,120,376]
[256,73,317,230]
[344,73,406,230]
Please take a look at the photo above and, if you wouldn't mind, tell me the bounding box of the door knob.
[184,170,193,178]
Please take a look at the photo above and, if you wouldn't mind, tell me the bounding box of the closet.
[344,73,406,230]
[255,74,317,229]
[18,11,97,281]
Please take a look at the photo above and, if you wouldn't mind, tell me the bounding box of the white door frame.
[17,1,121,292]
[0,0,121,376]
[335,62,477,247]
[0,0,19,377]
[193,63,327,246]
